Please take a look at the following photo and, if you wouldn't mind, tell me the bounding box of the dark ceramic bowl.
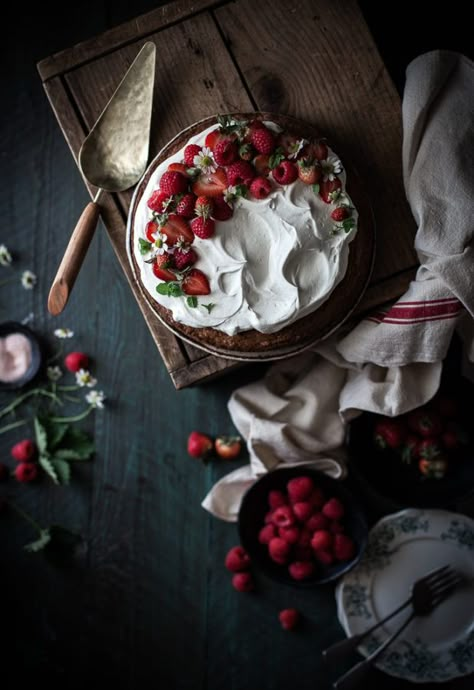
[238,466,368,587]
[0,321,43,390]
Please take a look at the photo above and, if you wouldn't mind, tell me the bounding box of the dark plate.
[0,321,43,390]
[238,466,368,587]
[347,374,474,510]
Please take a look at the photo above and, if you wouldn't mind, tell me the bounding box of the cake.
[127,112,374,358]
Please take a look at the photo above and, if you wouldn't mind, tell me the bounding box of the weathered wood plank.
[37,0,226,81]
[214,0,418,288]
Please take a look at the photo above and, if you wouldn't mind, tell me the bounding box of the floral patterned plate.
[335,508,474,683]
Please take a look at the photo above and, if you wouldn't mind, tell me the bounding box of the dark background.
[1,2,472,689]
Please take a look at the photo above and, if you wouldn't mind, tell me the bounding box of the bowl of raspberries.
[238,466,367,586]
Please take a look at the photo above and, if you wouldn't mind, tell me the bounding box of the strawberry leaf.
[56,427,94,460]
[138,238,152,255]
[34,417,48,455]
[37,415,69,450]
[39,455,60,485]
[49,458,71,485]
[24,529,52,553]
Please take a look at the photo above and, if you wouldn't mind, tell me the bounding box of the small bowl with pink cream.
[0,322,43,390]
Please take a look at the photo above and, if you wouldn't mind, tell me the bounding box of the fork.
[328,565,464,690]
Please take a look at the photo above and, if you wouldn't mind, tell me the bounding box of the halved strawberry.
[303,139,328,161]
[182,268,210,295]
[204,129,224,150]
[192,168,227,197]
[152,253,176,282]
[160,214,194,245]
[320,177,342,203]
[146,220,159,243]
[254,154,270,177]
[168,162,192,177]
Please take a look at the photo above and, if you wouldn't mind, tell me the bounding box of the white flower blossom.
[320,156,343,182]
[223,186,238,205]
[75,369,97,388]
[47,365,63,381]
[154,232,172,255]
[287,138,307,160]
[0,244,12,266]
[21,270,37,290]
[193,147,216,174]
[54,328,74,339]
[86,390,106,409]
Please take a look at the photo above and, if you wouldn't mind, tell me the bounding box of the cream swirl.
[129,122,358,335]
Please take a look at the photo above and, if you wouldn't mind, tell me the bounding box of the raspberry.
[322,498,345,521]
[287,476,314,503]
[147,190,171,212]
[271,505,295,528]
[160,171,188,196]
[264,510,275,524]
[331,207,350,222]
[292,501,313,522]
[14,462,38,483]
[176,193,196,218]
[272,160,298,185]
[226,160,256,186]
[329,521,345,534]
[232,572,254,592]
[279,608,300,631]
[297,528,313,548]
[11,439,36,462]
[333,534,356,561]
[211,196,233,221]
[213,138,239,166]
[225,545,251,572]
[311,530,333,552]
[309,488,325,508]
[249,176,272,200]
[0,462,9,482]
[306,513,329,532]
[191,216,215,239]
[187,431,212,458]
[315,550,335,566]
[268,537,291,564]
[184,144,202,167]
[64,352,89,373]
[195,195,214,219]
[288,561,315,580]
[250,126,275,154]
[268,490,287,509]
[278,526,300,544]
[173,247,197,270]
[258,524,277,544]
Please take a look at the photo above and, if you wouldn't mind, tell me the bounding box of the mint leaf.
[34,417,48,455]
[50,458,71,485]
[186,296,198,308]
[57,427,94,460]
[24,529,52,553]
[312,184,320,195]
[156,282,183,297]
[138,238,152,255]
[201,303,216,314]
[269,147,285,170]
[342,218,356,233]
[39,455,60,485]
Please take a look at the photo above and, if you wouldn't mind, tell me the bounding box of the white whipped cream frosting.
[130,122,358,335]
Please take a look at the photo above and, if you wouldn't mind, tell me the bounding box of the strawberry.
[160,214,194,245]
[167,162,193,177]
[204,128,225,150]
[225,545,250,572]
[407,408,444,437]
[279,608,300,631]
[418,457,448,479]
[320,177,342,203]
[14,463,38,483]
[288,561,315,580]
[192,168,227,197]
[215,436,241,459]
[64,352,90,373]
[373,418,406,450]
[331,206,350,222]
[147,190,171,212]
[254,154,270,177]
[146,220,159,242]
[187,431,213,458]
[297,159,321,185]
[249,176,272,199]
[194,195,214,219]
[272,160,298,185]
[152,253,176,282]
[250,126,275,154]
[159,170,188,196]
[213,137,239,166]
[184,144,202,167]
[173,247,197,270]
[175,193,196,218]
[191,216,215,239]
[11,439,36,462]
[226,160,255,186]
[182,269,210,295]
[303,139,328,161]
[243,119,265,143]
[211,196,233,221]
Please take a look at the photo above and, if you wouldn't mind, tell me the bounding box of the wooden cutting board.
[37,0,418,389]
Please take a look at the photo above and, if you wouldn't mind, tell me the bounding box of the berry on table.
[232,572,254,592]
[14,463,38,483]
[279,608,300,631]
[215,436,242,459]
[11,439,36,462]
[64,352,90,373]
[225,545,251,572]
[187,431,213,459]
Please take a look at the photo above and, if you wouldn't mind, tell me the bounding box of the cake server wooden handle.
[47,201,101,316]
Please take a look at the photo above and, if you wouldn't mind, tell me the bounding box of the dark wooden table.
[1,2,472,689]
